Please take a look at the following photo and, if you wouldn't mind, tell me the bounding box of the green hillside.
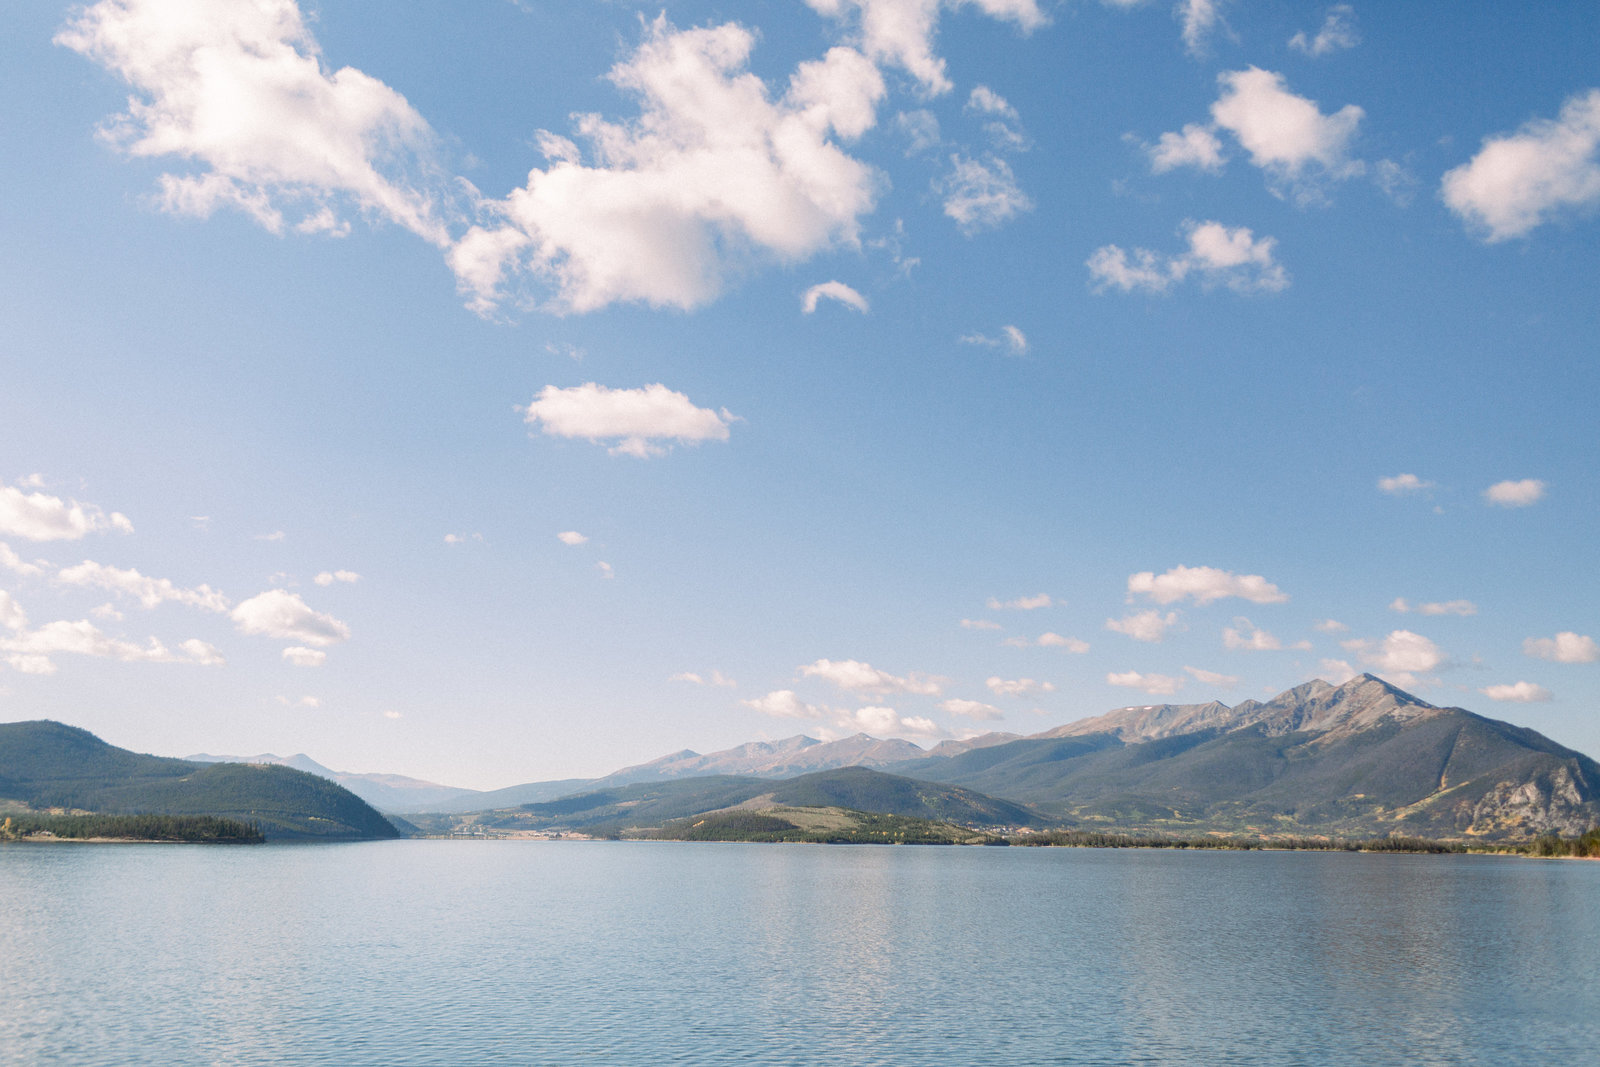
[0,721,400,841]
[407,765,1054,837]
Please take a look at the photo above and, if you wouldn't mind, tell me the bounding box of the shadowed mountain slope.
[0,721,400,840]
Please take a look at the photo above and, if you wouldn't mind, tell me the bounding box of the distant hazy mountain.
[1,721,400,840]
[887,675,1600,839]
[590,733,931,788]
[187,751,487,813]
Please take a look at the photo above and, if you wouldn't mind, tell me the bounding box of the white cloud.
[799,658,943,695]
[383,709,402,720]
[179,639,225,666]
[966,86,1017,120]
[669,669,736,688]
[1482,479,1546,508]
[1,618,221,674]
[1378,473,1434,495]
[313,569,360,586]
[1107,670,1183,696]
[0,543,44,577]
[91,603,123,622]
[960,618,1002,630]
[254,530,286,542]
[1318,658,1358,684]
[523,383,735,459]
[444,532,483,545]
[1481,681,1552,703]
[845,705,943,738]
[283,646,326,667]
[959,325,1028,354]
[1037,633,1090,653]
[56,0,449,245]
[939,697,1004,721]
[1314,618,1348,634]
[0,481,133,542]
[231,590,349,646]
[1106,609,1180,644]
[1177,0,1227,57]
[1389,598,1477,617]
[986,675,1055,697]
[802,280,870,314]
[1183,666,1238,688]
[1146,123,1226,173]
[1127,565,1289,606]
[1088,220,1288,294]
[804,0,1047,98]
[0,591,26,632]
[1442,90,1600,242]
[1210,68,1364,199]
[987,593,1053,611]
[1289,6,1359,57]
[940,155,1032,233]
[556,531,589,546]
[1222,618,1286,651]
[57,560,229,612]
[1523,632,1600,664]
[1353,630,1446,676]
[596,561,615,580]
[453,19,886,314]
[895,109,942,153]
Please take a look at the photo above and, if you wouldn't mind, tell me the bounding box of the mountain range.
[153,674,1600,840]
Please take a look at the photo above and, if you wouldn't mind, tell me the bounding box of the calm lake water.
[1,841,1596,1066]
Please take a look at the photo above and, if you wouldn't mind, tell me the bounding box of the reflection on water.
[1,842,1595,1066]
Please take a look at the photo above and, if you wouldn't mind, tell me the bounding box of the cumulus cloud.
[967,85,1018,120]
[313,569,360,586]
[0,481,133,542]
[57,560,229,613]
[1523,632,1600,664]
[1314,619,1349,634]
[1442,90,1600,242]
[0,591,26,632]
[1177,0,1230,57]
[669,669,737,688]
[1088,220,1288,294]
[1318,657,1358,684]
[742,688,941,738]
[231,589,349,646]
[1350,629,1446,681]
[1481,681,1552,703]
[1127,565,1288,606]
[960,618,1002,630]
[1183,665,1238,688]
[1389,598,1477,617]
[0,543,45,576]
[1289,6,1359,57]
[556,531,589,546]
[596,561,615,580]
[523,383,736,458]
[453,19,886,314]
[1106,670,1183,696]
[938,697,1004,721]
[1378,473,1434,495]
[1222,618,1291,652]
[987,593,1052,611]
[56,0,449,245]
[1482,479,1546,508]
[1037,633,1090,653]
[802,280,870,314]
[799,658,943,695]
[1210,68,1364,199]
[959,325,1028,354]
[804,0,1046,97]
[1106,610,1180,644]
[283,646,326,667]
[2,618,222,674]
[1146,123,1226,173]
[895,108,942,153]
[986,675,1055,697]
[940,155,1032,233]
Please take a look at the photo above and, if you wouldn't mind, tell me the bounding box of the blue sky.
[2,0,1597,788]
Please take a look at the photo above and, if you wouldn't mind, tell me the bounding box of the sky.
[2,0,1598,790]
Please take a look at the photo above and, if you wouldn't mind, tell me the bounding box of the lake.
[1,842,1595,1065]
